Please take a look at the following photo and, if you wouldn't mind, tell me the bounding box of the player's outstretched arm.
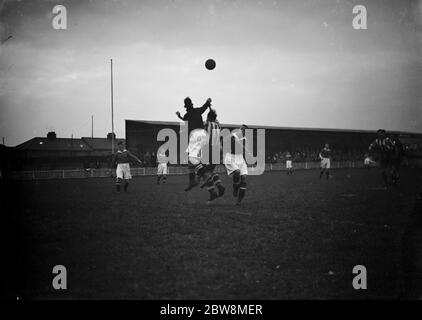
[128,151,142,165]
[176,111,185,121]
[199,98,212,114]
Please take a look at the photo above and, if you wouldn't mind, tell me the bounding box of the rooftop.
[15,137,124,151]
[126,119,422,136]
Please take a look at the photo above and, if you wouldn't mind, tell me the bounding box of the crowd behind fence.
[6,159,422,180]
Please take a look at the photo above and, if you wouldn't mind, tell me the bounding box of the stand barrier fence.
[6,159,422,180]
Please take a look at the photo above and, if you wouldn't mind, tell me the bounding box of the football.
[205,59,216,70]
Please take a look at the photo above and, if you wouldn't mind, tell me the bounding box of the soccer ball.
[205,59,216,70]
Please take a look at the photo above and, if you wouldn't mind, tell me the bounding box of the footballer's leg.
[116,178,122,192]
[380,157,389,189]
[319,168,325,179]
[237,175,247,205]
[195,163,208,183]
[157,164,162,184]
[162,164,167,184]
[115,165,122,192]
[203,170,218,202]
[186,130,206,191]
[232,170,241,197]
[211,171,225,197]
[392,157,400,186]
[185,161,199,191]
[186,162,207,191]
[319,161,324,179]
[124,179,129,192]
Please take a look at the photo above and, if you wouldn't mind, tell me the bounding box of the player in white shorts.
[156,148,168,184]
[223,125,249,205]
[363,153,376,169]
[187,128,208,169]
[319,143,332,180]
[112,141,142,192]
[285,151,293,175]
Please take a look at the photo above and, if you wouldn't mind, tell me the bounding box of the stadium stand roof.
[126,119,422,136]
[82,137,125,151]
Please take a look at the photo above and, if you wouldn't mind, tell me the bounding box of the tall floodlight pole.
[110,59,115,154]
[91,115,94,138]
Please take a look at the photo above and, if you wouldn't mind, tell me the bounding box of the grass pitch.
[3,168,421,299]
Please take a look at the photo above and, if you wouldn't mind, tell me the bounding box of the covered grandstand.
[126,120,422,165]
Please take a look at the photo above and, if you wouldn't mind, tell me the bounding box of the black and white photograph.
[1,0,422,307]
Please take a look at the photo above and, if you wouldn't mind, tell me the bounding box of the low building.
[14,132,124,170]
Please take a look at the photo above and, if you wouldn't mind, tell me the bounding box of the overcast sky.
[0,0,421,146]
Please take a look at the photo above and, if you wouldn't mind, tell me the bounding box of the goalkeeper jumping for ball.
[176,97,212,191]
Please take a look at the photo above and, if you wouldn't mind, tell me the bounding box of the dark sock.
[238,178,246,202]
[211,174,224,195]
[212,174,222,187]
[116,184,121,192]
[195,163,207,178]
[238,186,246,202]
[163,176,167,183]
[208,186,218,200]
[124,181,129,192]
[233,184,239,197]
[233,173,240,197]
[216,183,225,195]
[206,178,214,189]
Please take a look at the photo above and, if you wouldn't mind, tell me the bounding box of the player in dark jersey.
[176,97,212,134]
[368,129,402,188]
[319,143,332,180]
[111,141,142,192]
[176,97,212,191]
